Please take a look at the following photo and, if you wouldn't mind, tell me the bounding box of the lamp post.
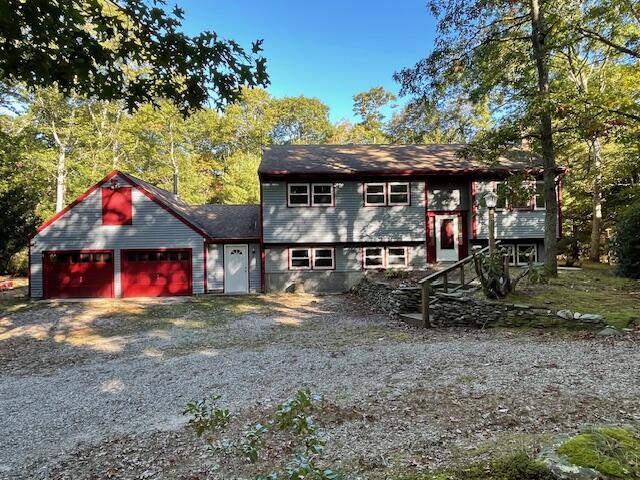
[484,190,498,254]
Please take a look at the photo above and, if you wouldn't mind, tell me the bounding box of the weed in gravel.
[398,452,554,480]
[185,389,342,479]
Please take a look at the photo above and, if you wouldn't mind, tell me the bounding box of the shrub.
[611,201,640,278]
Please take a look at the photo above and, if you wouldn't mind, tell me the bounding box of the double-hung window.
[387,247,408,267]
[363,246,409,269]
[311,184,333,206]
[312,248,334,269]
[364,183,386,205]
[387,182,410,205]
[517,244,537,264]
[290,248,311,269]
[363,247,385,268]
[288,183,334,206]
[288,184,310,206]
[289,247,335,270]
[364,182,410,206]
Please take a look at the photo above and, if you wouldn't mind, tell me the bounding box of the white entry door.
[224,244,248,294]
[435,215,459,262]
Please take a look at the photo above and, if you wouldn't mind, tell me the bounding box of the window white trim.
[289,247,311,270]
[364,183,387,206]
[287,183,310,207]
[363,247,385,269]
[387,246,409,267]
[387,182,410,206]
[501,244,516,265]
[363,246,410,269]
[312,247,335,269]
[516,244,537,265]
[311,183,334,206]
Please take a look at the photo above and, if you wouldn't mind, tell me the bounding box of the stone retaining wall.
[352,276,606,329]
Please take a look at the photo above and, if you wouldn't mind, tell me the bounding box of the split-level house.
[29,144,562,298]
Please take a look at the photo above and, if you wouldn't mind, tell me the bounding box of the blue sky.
[180,1,438,123]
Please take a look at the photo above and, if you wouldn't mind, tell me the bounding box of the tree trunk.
[529,0,558,276]
[589,138,603,262]
[55,148,66,212]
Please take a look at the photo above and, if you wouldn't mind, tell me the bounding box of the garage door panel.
[121,249,192,297]
[44,251,114,299]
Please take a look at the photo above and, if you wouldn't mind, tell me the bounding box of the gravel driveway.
[0,294,638,479]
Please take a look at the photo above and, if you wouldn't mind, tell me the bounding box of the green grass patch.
[398,452,554,480]
[556,427,640,479]
[506,263,640,329]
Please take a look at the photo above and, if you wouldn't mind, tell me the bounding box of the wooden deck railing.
[417,241,500,328]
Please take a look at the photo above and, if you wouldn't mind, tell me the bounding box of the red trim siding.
[203,242,208,294]
[470,180,478,239]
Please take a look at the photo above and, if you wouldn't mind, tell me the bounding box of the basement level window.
[289,248,311,269]
[312,248,334,269]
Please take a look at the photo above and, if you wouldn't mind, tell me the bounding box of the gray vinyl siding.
[262,181,426,243]
[427,178,471,211]
[264,244,427,292]
[30,174,206,297]
[206,242,262,293]
[474,181,547,240]
[207,244,224,291]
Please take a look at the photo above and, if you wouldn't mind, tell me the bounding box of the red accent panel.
[101,187,132,225]
[43,250,114,299]
[121,248,192,298]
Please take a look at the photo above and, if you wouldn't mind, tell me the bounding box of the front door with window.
[435,215,459,262]
[224,244,248,294]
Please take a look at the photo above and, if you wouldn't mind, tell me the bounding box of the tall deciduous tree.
[0,0,268,114]
[352,87,397,143]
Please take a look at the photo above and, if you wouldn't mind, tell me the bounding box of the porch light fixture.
[483,190,498,209]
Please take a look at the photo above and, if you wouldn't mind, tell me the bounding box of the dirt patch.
[1,294,639,479]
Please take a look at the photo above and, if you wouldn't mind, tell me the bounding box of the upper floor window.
[364,182,410,206]
[288,184,310,206]
[364,183,386,205]
[312,184,333,206]
[533,182,546,209]
[388,182,410,205]
[102,186,132,225]
[288,183,334,207]
[493,181,545,210]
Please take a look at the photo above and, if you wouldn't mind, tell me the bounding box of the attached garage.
[43,250,114,299]
[121,249,192,297]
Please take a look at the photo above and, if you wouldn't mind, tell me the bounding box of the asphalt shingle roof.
[122,172,260,240]
[259,144,541,175]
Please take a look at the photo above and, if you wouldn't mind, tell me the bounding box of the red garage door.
[43,251,114,299]
[121,249,192,297]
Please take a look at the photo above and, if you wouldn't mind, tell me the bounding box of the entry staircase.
[399,242,499,328]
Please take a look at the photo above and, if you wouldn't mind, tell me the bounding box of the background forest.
[1,0,639,276]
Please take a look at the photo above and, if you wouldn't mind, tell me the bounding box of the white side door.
[435,215,459,262]
[224,244,248,294]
